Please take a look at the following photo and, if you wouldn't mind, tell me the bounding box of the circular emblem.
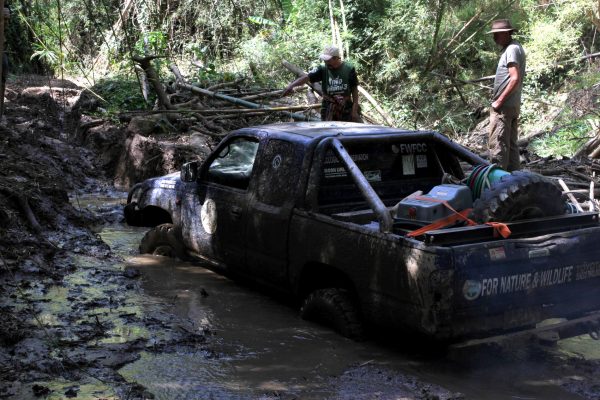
[201,199,217,234]
[272,154,282,169]
[462,280,482,301]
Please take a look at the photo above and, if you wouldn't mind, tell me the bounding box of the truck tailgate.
[451,226,600,333]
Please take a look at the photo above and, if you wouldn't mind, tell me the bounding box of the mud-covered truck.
[124,122,600,343]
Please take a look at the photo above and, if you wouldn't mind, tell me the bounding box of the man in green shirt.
[488,19,526,171]
[283,45,360,122]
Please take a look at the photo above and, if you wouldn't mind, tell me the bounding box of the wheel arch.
[125,203,173,227]
[296,262,359,301]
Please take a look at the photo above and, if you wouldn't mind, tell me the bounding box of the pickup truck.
[124,122,600,343]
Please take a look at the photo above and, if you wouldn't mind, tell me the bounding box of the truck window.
[207,137,259,190]
[253,139,303,206]
[317,140,446,213]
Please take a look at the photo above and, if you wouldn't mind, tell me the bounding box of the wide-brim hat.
[487,19,518,33]
[320,45,340,61]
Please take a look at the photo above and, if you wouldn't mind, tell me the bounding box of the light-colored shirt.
[492,40,526,108]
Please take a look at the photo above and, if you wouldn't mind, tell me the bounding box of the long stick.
[123,104,320,114]
[338,0,349,57]
[559,179,584,213]
[357,87,394,126]
[0,0,5,120]
[282,60,323,94]
[328,0,336,46]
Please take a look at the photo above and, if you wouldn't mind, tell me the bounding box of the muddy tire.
[300,288,365,340]
[124,202,143,226]
[139,223,185,259]
[472,171,564,223]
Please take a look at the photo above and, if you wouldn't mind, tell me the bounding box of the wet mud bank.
[0,76,213,399]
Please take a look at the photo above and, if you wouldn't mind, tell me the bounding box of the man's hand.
[491,100,502,111]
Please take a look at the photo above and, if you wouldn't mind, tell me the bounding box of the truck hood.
[142,172,181,190]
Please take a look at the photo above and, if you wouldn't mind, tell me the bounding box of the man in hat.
[488,19,526,171]
[282,45,360,122]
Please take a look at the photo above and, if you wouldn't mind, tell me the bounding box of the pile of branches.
[129,56,396,139]
[527,156,600,213]
[128,56,322,138]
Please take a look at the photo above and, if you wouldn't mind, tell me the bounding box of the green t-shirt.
[308,62,358,97]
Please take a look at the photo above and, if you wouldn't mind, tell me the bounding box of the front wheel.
[300,288,365,340]
[139,223,185,259]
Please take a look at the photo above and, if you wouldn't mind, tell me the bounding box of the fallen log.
[121,104,320,115]
[132,55,172,110]
[170,71,319,122]
[207,78,245,92]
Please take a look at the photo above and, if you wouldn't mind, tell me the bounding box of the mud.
[0,76,213,399]
[1,74,600,400]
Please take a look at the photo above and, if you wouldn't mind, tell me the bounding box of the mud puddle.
[93,212,600,400]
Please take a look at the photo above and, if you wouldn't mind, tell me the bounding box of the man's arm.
[492,63,520,110]
[282,75,309,96]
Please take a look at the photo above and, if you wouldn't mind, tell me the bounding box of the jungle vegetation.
[7,0,600,153]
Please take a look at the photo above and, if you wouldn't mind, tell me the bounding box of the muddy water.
[91,226,599,399]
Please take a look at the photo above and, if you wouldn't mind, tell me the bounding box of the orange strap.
[485,222,511,238]
[407,208,474,238]
[405,196,512,239]
[412,196,478,225]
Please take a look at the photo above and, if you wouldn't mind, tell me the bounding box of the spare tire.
[472,171,565,223]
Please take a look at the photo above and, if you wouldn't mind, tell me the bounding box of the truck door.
[197,136,260,269]
[244,139,304,285]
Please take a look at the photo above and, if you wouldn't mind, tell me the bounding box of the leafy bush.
[90,78,154,116]
[530,119,591,158]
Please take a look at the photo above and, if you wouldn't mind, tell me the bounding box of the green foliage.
[529,119,591,158]
[91,78,154,116]
[522,0,593,84]
[11,0,599,150]
[134,31,168,56]
[30,44,59,66]
[248,16,279,27]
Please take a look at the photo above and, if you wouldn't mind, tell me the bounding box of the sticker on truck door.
[201,199,217,234]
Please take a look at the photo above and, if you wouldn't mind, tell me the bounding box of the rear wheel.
[300,288,365,340]
[139,223,185,259]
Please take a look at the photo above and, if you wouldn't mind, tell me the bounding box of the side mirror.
[181,161,199,182]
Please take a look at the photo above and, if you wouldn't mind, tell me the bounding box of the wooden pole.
[0,0,6,120]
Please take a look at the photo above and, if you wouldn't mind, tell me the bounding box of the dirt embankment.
[0,76,213,399]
